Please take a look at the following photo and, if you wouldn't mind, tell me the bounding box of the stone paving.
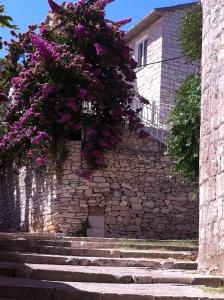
[0,233,224,299]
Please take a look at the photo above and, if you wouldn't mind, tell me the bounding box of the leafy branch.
[0,4,16,29]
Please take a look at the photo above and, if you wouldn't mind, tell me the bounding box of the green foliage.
[167,74,201,183]
[180,5,202,61]
[0,4,16,29]
[76,219,91,237]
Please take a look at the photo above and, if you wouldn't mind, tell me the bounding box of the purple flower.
[74,24,87,39]
[92,150,102,158]
[29,34,58,60]
[78,88,88,99]
[11,77,21,86]
[58,113,71,123]
[99,139,109,148]
[94,0,114,9]
[48,0,61,13]
[102,130,111,137]
[0,0,147,173]
[76,0,86,7]
[36,157,46,167]
[31,131,49,145]
[94,43,106,56]
[95,24,101,30]
[96,157,106,166]
[87,95,94,102]
[27,150,33,157]
[40,83,54,97]
[86,127,97,136]
[10,30,18,37]
[114,18,132,27]
[74,122,82,130]
[66,97,78,112]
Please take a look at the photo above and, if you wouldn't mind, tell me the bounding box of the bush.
[0,0,147,178]
[180,5,202,61]
[167,74,201,183]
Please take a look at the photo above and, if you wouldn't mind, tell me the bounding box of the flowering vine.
[0,0,148,178]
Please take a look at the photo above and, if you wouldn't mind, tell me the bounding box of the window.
[136,39,148,67]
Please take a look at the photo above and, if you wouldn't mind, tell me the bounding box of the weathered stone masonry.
[0,132,198,239]
[198,0,224,274]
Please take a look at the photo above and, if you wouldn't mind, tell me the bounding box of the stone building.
[198,0,224,274]
[126,2,199,129]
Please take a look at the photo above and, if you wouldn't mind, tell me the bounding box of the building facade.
[126,2,199,128]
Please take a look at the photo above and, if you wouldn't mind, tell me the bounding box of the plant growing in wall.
[167,5,203,184]
[0,0,147,177]
[76,219,91,237]
[167,74,201,183]
[180,4,202,62]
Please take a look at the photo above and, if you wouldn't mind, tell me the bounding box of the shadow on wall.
[0,164,58,233]
[0,164,21,231]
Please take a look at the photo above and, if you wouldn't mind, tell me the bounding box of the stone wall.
[0,133,198,239]
[198,0,224,274]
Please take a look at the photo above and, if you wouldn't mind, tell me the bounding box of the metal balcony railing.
[132,97,174,144]
[83,97,173,145]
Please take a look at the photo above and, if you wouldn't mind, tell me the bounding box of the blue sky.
[0,0,195,56]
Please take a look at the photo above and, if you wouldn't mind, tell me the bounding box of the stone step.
[0,276,224,300]
[0,233,198,247]
[0,251,197,270]
[0,238,199,252]
[0,263,222,287]
[0,263,153,284]
[0,243,196,261]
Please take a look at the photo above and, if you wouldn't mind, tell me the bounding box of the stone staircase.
[0,233,224,299]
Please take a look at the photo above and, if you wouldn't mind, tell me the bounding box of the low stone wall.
[0,132,198,239]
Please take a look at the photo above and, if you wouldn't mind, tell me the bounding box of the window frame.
[135,36,148,68]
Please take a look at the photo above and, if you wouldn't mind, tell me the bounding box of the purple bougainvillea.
[48,0,61,13]
[94,43,106,56]
[0,0,147,176]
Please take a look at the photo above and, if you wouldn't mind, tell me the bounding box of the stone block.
[87,228,104,237]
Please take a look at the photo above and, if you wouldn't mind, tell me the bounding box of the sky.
[0,0,196,57]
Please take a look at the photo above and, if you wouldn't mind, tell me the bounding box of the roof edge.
[125,1,199,43]
[155,2,199,13]
[125,10,161,43]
